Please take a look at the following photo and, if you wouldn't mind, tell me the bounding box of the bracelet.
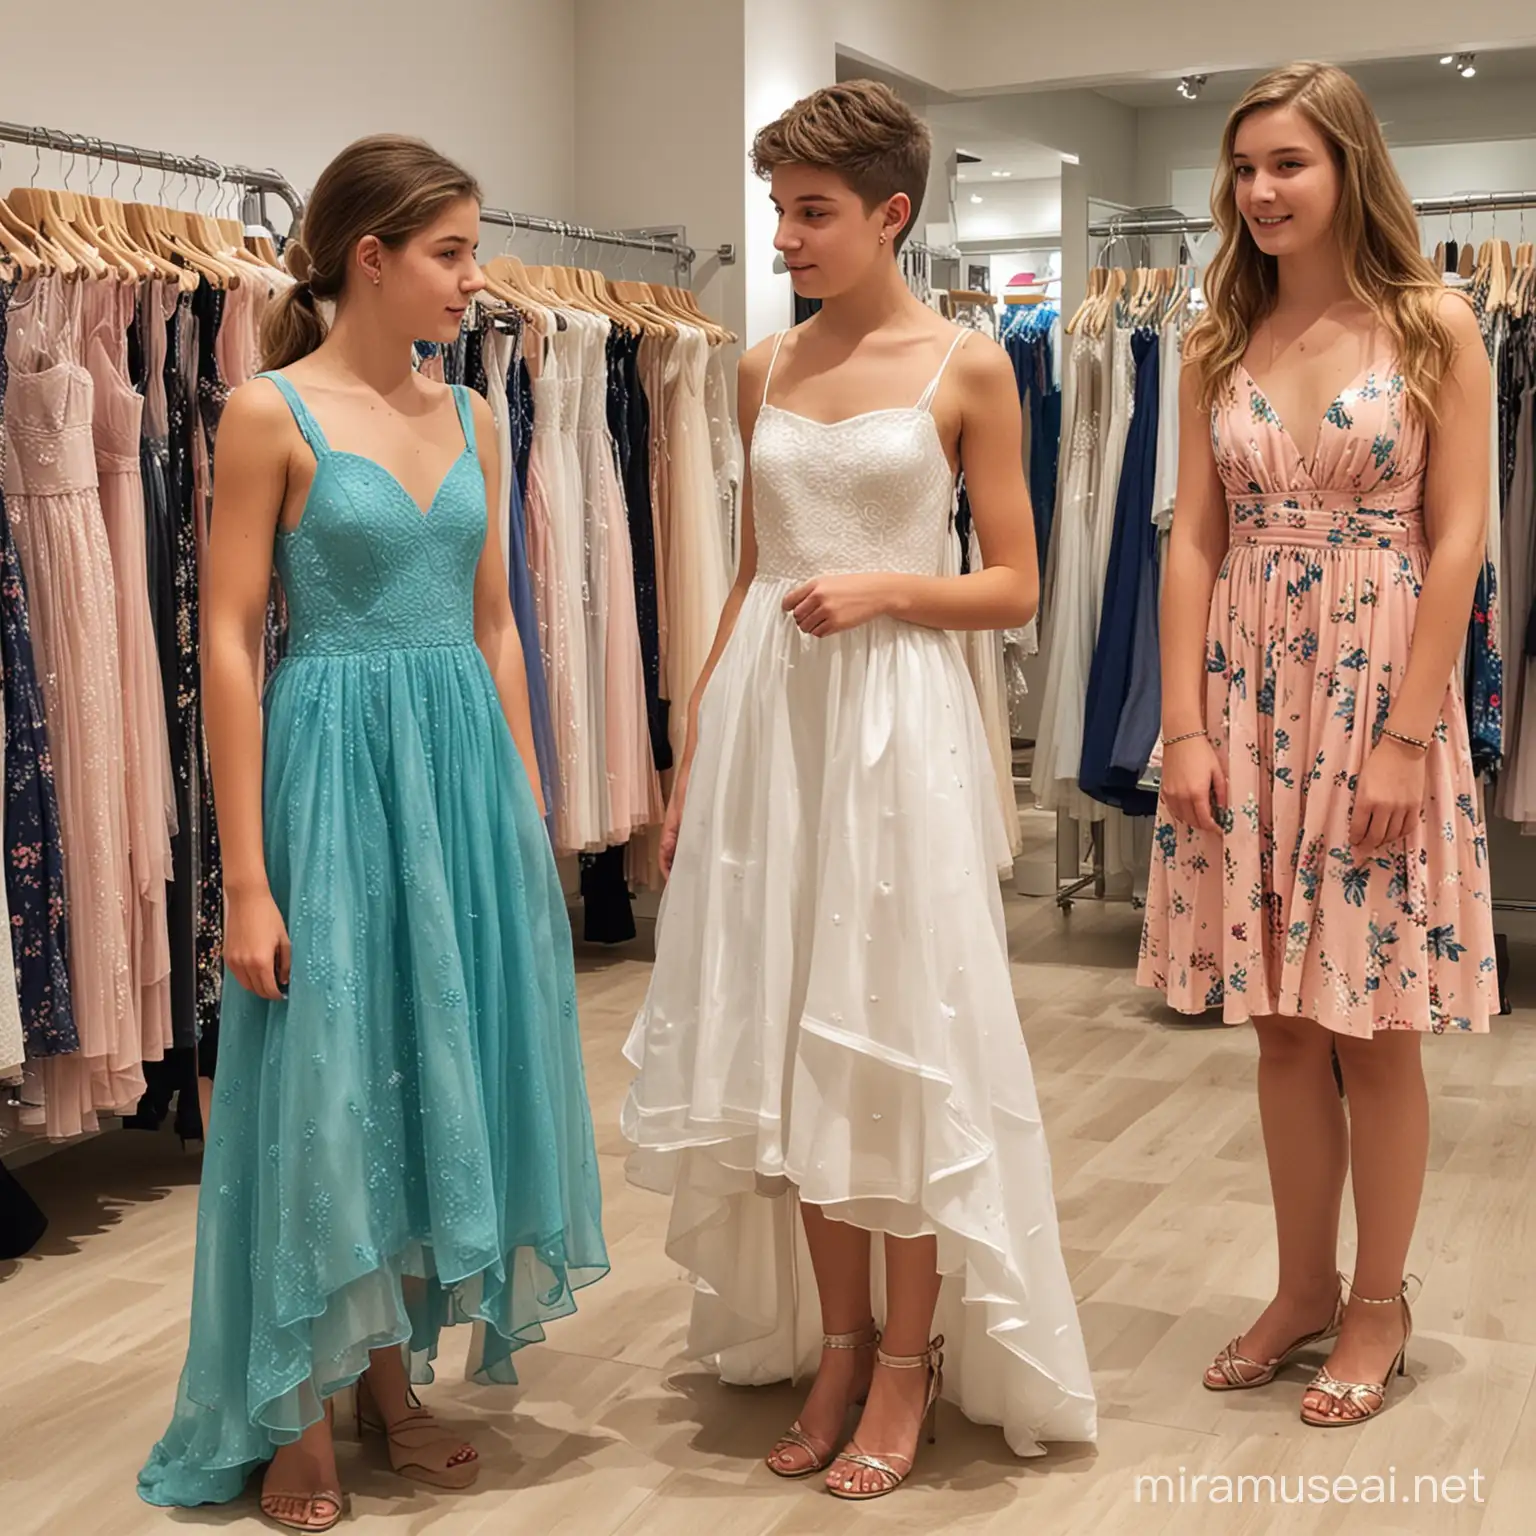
[1380,726,1430,753]
[1162,729,1206,748]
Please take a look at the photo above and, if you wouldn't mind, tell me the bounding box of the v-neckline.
[1238,357,1377,471]
[342,448,473,521]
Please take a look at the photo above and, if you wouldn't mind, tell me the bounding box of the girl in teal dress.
[138,135,608,1530]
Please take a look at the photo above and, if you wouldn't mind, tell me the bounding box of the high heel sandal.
[1300,1276,1415,1428]
[354,1375,480,1489]
[260,1397,344,1533]
[766,1321,881,1478]
[1204,1277,1347,1391]
[826,1335,944,1501]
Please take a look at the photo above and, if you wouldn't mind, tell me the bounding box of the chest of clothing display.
[622,328,1097,1455]
[1139,346,1496,1036]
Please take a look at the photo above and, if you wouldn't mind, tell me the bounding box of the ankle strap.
[823,1322,880,1350]
[876,1335,944,1369]
[1345,1274,1418,1305]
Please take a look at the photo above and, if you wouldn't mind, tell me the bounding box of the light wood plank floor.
[6,816,1536,1534]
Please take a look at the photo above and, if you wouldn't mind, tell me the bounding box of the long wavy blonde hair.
[1186,62,1455,420]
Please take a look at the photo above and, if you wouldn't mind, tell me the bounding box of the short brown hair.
[750,81,931,251]
[262,134,481,370]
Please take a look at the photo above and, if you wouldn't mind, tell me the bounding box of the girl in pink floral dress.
[1139,63,1494,1428]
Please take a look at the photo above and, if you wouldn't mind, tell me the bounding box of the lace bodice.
[750,328,967,582]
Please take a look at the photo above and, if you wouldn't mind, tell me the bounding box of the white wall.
[573,0,745,335]
[1,0,576,232]
[957,178,1061,242]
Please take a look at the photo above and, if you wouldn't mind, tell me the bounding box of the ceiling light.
[1178,74,1207,100]
[991,170,1012,178]
[970,194,983,204]
[1455,51,1476,77]
[1440,54,1454,65]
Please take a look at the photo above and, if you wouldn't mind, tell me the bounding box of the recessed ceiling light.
[970,194,983,204]
[1440,54,1454,65]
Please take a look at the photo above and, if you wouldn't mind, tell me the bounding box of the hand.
[224,886,292,1001]
[782,573,895,637]
[1350,736,1427,851]
[1161,734,1227,832]
[659,759,692,880]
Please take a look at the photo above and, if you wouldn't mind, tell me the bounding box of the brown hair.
[750,80,931,251]
[262,134,481,370]
[1187,61,1456,421]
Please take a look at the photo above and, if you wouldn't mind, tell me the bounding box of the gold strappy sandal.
[826,1335,944,1501]
[259,1398,344,1532]
[766,1321,881,1478]
[355,1376,480,1489]
[1204,1277,1347,1391]
[1300,1276,1415,1428]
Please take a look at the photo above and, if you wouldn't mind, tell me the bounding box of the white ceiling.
[953,135,1068,182]
[1093,47,1536,110]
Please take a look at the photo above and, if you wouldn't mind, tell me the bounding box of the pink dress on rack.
[4,276,138,1135]
[1138,338,1496,1035]
[86,280,178,1064]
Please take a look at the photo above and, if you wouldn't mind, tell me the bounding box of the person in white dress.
[622,80,1096,1499]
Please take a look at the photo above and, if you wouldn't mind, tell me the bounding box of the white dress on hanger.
[624,329,1097,1458]
[704,343,744,569]
[0,688,22,1079]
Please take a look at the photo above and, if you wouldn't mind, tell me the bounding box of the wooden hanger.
[7,185,108,278]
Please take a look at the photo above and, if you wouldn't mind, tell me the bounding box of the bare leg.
[1206,1013,1348,1385]
[361,1338,478,1475]
[766,1200,875,1475]
[827,1233,942,1496]
[260,1397,341,1531]
[1302,1029,1425,1420]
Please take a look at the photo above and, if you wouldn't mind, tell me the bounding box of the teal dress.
[139,376,609,1509]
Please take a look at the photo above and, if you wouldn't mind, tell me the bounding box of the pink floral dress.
[1138,342,1496,1037]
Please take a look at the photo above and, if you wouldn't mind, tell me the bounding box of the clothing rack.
[1089,189,1536,241]
[478,208,713,289]
[0,119,303,232]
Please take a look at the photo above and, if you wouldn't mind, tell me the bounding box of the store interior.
[5,2,1536,1531]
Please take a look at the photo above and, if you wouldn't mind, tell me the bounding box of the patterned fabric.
[0,280,76,1057]
[1138,348,1496,1037]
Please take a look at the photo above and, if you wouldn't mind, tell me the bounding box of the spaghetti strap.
[916,330,970,413]
[450,384,477,453]
[257,371,331,459]
[761,330,789,409]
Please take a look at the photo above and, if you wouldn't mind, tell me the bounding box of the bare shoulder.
[951,327,1014,393]
[222,375,302,444]
[738,331,784,394]
[463,383,497,431]
[1434,287,1484,348]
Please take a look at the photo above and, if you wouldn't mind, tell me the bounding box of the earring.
[880,232,888,246]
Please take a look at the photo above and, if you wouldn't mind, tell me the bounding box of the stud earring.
[879,231,888,246]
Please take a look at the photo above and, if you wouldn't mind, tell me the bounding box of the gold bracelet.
[1380,726,1430,753]
[1162,729,1206,748]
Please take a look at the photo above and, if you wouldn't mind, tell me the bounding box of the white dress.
[622,329,1097,1456]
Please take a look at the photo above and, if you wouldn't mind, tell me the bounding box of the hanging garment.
[1079,329,1161,812]
[623,330,1097,1457]
[0,276,75,1064]
[704,341,744,567]
[85,279,178,1066]
[4,275,139,1137]
[1139,345,1496,1035]
[138,375,609,1510]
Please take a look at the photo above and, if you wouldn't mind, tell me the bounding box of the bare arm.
[1387,294,1490,743]
[1161,357,1230,738]
[203,380,293,998]
[468,389,545,818]
[1158,355,1231,832]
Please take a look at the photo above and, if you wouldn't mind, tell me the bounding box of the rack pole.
[478,208,697,287]
[0,119,302,230]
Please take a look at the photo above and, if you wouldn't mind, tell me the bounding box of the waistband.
[1227,492,1425,551]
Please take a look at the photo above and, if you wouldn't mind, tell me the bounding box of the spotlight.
[1177,74,1207,100]
[1455,52,1476,77]
[1440,54,1454,65]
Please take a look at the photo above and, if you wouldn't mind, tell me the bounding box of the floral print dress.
[1138,342,1496,1037]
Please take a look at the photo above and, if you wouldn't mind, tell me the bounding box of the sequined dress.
[621,329,1098,1455]
[139,375,609,1508]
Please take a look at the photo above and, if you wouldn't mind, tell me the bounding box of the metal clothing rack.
[0,119,303,232]
[1089,189,1536,242]
[479,208,730,290]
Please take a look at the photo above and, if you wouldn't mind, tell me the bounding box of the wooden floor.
[6,811,1536,1534]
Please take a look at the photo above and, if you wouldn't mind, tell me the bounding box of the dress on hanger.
[85,279,178,1065]
[623,329,1098,1456]
[4,275,138,1137]
[0,278,74,1065]
[1139,342,1496,1035]
[139,375,609,1510]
